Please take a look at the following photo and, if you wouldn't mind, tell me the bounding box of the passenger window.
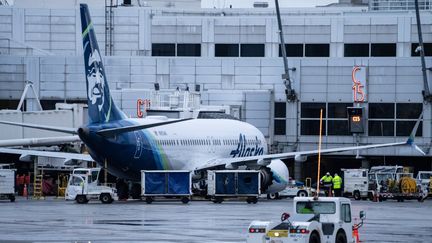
[340,204,351,223]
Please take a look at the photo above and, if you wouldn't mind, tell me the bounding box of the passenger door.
[340,203,353,240]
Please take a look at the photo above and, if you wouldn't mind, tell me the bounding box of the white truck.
[342,169,369,200]
[65,168,117,204]
[0,168,15,202]
[267,178,314,200]
[247,197,365,243]
[416,171,432,197]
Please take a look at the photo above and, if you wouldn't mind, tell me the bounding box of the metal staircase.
[105,0,117,56]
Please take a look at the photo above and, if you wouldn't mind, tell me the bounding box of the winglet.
[406,111,426,155]
[406,111,423,145]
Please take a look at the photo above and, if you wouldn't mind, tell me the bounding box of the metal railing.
[369,0,432,11]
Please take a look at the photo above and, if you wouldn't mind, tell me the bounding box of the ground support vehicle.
[367,166,427,202]
[342,168,368,200]
[267,178,314,200]
[65,168,117,204]
[0,169,15,202]
[416,171,432,197]
[141,170,192,204]
[207,170,260,204]
[247,197,365,243]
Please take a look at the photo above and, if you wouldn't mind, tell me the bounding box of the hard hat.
[326,172,330,175]
[334,173,338,176]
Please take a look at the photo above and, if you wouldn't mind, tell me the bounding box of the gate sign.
[352,66,367,103]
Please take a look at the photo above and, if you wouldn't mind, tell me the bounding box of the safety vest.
[321,175,333,183]
[333,176,342,189]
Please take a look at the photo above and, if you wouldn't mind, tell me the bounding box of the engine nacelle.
[260,159,289,194]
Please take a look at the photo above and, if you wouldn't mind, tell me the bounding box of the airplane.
[0,4,424,197]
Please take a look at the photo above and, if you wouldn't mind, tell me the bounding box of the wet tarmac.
[0,197,431,242]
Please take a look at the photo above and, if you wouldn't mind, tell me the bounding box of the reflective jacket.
[321,175,333,183]
[332,175,342,189]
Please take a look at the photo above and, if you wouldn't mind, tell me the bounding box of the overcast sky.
[202,0,338,8]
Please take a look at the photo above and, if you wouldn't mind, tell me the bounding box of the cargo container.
[0,169,16,202]
[141,170,192,204]
[207,170,260,203]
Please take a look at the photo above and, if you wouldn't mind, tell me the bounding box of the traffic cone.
[23,184,28,198]
[352,228,360,243]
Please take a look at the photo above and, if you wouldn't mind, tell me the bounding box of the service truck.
[65,168,117,204]
[247,197,365,243]
[368,166,427,202]
[342,168,368,200]
[0,168,15,202]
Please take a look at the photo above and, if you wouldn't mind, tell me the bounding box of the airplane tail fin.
[80,4,125,124]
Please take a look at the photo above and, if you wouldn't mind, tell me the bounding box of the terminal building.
[0,0,431,180]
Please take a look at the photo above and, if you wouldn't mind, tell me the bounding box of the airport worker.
[332,173,342,197]
[300,201,314,214]
[320,172,333,197]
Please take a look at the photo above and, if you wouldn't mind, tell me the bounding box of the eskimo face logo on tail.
[230,134,264,158]
[86,49,105,111]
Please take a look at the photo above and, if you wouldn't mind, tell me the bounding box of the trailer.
[141,170,192,204]
[207,170,260,204]
[0,169,15,202]
[416,171,432,197]
[342,168,369,200]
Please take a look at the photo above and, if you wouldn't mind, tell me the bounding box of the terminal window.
[215,44,239,57]
[240,44,264,57]
[327,103,351,135]
[344,44,369,57]
[274,102,286,135]
[305,44,330,57]
[368,103,422,136]
[411,43,432,56]
[301,103,326,135]
[177,44,201,57]
[371,43,396,57]
[152,43,175,56]
[279,44,303,57]
[0,100,20,110]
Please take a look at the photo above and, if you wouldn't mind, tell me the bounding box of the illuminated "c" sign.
[352,66,367,103]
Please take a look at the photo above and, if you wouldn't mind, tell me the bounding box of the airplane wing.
[195,112,425,171]
[0,136,81,147]
[194,141,408,171]
[0,148,93,162]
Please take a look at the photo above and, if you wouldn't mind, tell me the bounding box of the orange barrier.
[352,228,360,243]
[23,184,28,198]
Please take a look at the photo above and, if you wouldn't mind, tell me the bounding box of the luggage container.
[141,170,192,204]
[0,169,16,202]
[207,170,260,204]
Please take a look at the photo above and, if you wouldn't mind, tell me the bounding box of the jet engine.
[260,159,289,194]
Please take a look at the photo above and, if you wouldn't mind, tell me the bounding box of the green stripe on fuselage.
[82,22,92,38]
